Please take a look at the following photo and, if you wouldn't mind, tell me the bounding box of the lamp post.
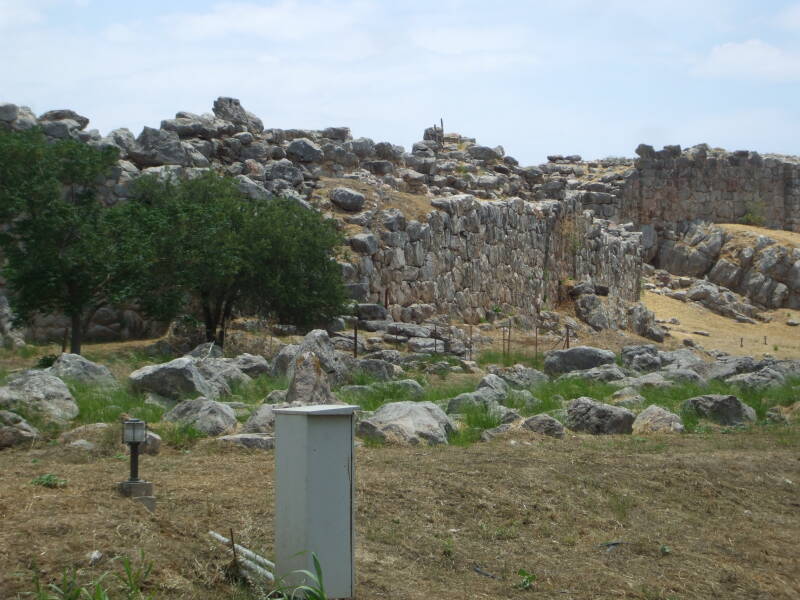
[122,419,147,482]
[118,419,155,511]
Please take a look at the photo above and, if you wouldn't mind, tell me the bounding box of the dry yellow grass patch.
[718,223,800,248]
[643,291,800,359]
[1,430,798,599]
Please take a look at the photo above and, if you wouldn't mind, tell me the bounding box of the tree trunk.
[70,313,82,354]
[215,299,235,349]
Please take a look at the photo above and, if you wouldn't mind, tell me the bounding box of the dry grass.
[643,291,800,359]
[314,176,435,222]
[1,428,798,599]
[718,223,800,248]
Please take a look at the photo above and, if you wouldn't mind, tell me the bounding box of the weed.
[153,422,204,449]
[31,473,67,488]
[448,403,501,446]
[229,375,288,405]
[35,354,59,369]
[116,549,153,599]
[477,350,544,370]
[271,552,328,600]
[68,381,163,426]
[515,568,537,590]
[607,491,636,522]
[345,370,381,386]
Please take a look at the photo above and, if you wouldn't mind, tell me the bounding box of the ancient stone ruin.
[1,97,798,346]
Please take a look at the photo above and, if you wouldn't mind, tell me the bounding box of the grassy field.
[0,427,798,599]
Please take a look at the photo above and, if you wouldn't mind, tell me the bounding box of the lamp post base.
[117,480,155,512]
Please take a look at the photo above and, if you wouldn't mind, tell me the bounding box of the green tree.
[121,171,347,346]
[0,127,120,354]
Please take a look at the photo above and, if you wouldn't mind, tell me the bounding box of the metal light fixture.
[122,418,147,482]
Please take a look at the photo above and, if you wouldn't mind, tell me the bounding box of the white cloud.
[776,3,800,30]
[0,0,45,29]
[693,39,800,82]
[162,0,369,42]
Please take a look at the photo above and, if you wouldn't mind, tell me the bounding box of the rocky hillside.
[2,96,799,348]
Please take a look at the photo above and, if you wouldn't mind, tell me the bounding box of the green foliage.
[0,128,120,354]
[31,473,67,488]
[448,403,501,446]
[230,375,288,406]
[116,550,153,599]
[35,354,59,369]
[153,421,205,449]
[68,382,163,425]
[271,552,328,600]
[515,568,537,590]
[118,172,348,344]
[477,350,544,370]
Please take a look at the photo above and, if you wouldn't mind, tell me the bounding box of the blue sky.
[1,0,798,164]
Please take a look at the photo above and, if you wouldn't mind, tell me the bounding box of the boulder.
[0,410,39,449]
[185,342,223,359]
[129,126,188,167]
[349,233,379,254]
[47,353,116,386]
[682,394,756,426]
[475,374,510,402]
[291,329,349,385]
[285,352,338,405]
[355,359,397,381]
[621,345,661,372]
[544,346,616,375]
[216,433,274,450]
[725,368,785,390]
[39,109,89,129]
[330,187,366,212]
[565,397,634,434]
[611,387,646,409]
[357,401,455,445]
[271,344,300,377]
[286,138,323,162]
[575,294,609,330]
[242,403,278,433]
[558,364,626,383]
[129,357,219,400]
[229,353,271,378]
[632,405,684,434]
[521,414,565,438]
[212,97,263,133]
[0,371,78,424]
[487,364,548,388]
[357,303,389,321]
[195,358,252,396]
[163,398,237,435]
[611,372,672,390]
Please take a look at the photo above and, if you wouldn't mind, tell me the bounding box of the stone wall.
[619,144,800,234]
[345,192,644,324]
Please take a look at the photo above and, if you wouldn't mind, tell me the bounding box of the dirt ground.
[1,428,798,600]
[643,292,800,360]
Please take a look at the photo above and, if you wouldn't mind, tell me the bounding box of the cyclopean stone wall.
[618,144,800,234]
[344,191,644,324]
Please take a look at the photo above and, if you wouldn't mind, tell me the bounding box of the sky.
[1,0,799,164]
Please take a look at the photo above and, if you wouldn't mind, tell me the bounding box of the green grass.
[448,403,502,446]
[31,473,67,488]
[477,350,544,370]
[229,374,288,405]
[527,378,616,415]
[346,369,383,386]
[338,378,478,412]
[152,421,205,449]
[68,381,164,425]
